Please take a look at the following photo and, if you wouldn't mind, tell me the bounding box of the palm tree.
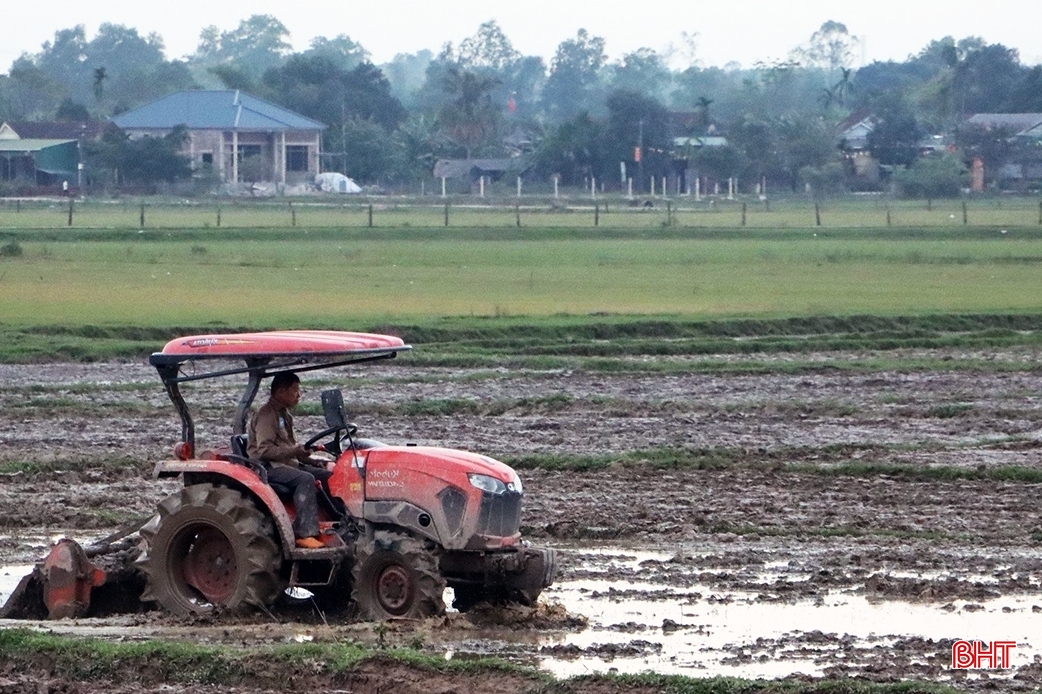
[695,96,713,134]
[93,67,107,101]
[438,66,502,159]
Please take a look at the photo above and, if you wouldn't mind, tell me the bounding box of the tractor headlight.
[468,473,507,495]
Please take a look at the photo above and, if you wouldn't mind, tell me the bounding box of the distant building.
[111,90,325,185]
[964,113,1042,189]
[433,158,528,193]
[0,122,85,186]
[836,112,880,183]
[965,113,1042,134]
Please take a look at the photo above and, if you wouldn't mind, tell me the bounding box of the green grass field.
[1,194,1041,230]
[2,197,1042,361]
[2,229,1041,323]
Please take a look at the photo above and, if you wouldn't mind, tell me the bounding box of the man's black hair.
[270,371,300,395]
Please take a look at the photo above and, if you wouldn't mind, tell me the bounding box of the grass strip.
[6,443,1042,486]
[0,628,966,694]
[506,446,1042,483]
[0,456,148,476]
[0,628,529,686]
[5,312,1042,364]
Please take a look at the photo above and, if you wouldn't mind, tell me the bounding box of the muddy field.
[3,349,1042,692]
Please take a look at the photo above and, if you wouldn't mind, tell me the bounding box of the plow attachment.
[1,522,149,620]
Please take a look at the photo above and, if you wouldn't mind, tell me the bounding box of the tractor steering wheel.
[304,423,357,454]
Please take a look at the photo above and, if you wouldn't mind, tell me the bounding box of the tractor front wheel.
[139,484,284,615]
[351,530,445,620]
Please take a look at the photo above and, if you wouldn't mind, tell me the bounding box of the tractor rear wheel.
[139,484,284,615]
[351,529,445,620]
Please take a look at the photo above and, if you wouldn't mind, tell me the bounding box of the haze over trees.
[1,15,1040,192]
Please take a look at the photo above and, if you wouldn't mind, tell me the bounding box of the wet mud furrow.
[2,351,1042,691]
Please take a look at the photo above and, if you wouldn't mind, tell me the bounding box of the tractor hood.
[360,444,526,549]
[364,445,520,487]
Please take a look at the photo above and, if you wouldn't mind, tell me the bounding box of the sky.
[2,0,1041,72]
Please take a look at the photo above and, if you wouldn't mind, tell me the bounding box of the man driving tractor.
[247,372,331,549]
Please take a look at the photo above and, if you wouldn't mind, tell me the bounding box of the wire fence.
[1,194,1041,230]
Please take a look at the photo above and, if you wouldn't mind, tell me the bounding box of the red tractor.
[138,330,557,619]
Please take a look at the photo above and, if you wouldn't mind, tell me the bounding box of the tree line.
[2,16,1041,193]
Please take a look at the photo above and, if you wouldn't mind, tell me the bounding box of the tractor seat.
[228,435,294,498]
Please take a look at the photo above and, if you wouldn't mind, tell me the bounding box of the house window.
[286,145,309,172]
[200,152,213,166]
[236,144,262,162]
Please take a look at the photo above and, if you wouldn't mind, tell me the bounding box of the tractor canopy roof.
[149,330,411,450]
[151,330,408,370]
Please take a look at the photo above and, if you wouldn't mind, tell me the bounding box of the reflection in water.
[535,548,1039,679]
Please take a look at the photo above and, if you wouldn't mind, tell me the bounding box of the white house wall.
[125,128,321,185]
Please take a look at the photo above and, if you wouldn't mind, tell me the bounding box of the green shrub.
[893,153,968,199]
[0,240,23,257]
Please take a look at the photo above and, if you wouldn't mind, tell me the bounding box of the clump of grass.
[0,629,540,688]
[399,398,481,416]
[0,240,23,257]
[927,403,973,419]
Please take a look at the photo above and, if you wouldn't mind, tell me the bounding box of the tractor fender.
[153,459,296,555]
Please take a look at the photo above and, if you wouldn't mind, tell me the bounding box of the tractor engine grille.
[476,490,522,537]
[438,485,468,537]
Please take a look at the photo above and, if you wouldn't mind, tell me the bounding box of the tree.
[533,112,604,185]
[692,144,747,183]
[777,116,838,190]
[672,65,739,125]
[339,117,400,183]
[437,66,502,158]
[193,15,292,82]
[955,123,1017,187]
[381,50,434,110]
[85,125,192,190]
[728,114,780,184]
[694,96,714,133]
[447,22,545,120]
[605,89,670,187]
[1004,66,1042,112]
[12,23,194,118]
[209,65,256,91]
[800,162,847,199]
[457,20,520,72]
[542,29,607,121]
[394,114,449,180]
[893,152,967,198]
[56,98,89,121]
[959,43,1025,114]
[237,154,268,187]
[3,57,63,119]
[796,21,858,75]
[263,56,405,132]
[302,35,369,71]
[867,98,922,167]
[609,48,670,98]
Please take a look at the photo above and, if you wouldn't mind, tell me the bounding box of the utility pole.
[637,118,644,194]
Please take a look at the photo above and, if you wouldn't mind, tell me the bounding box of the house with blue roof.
[112,90,325,186]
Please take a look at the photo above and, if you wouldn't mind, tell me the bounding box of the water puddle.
[529,547,1041,678]
[2,542,1040,681]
